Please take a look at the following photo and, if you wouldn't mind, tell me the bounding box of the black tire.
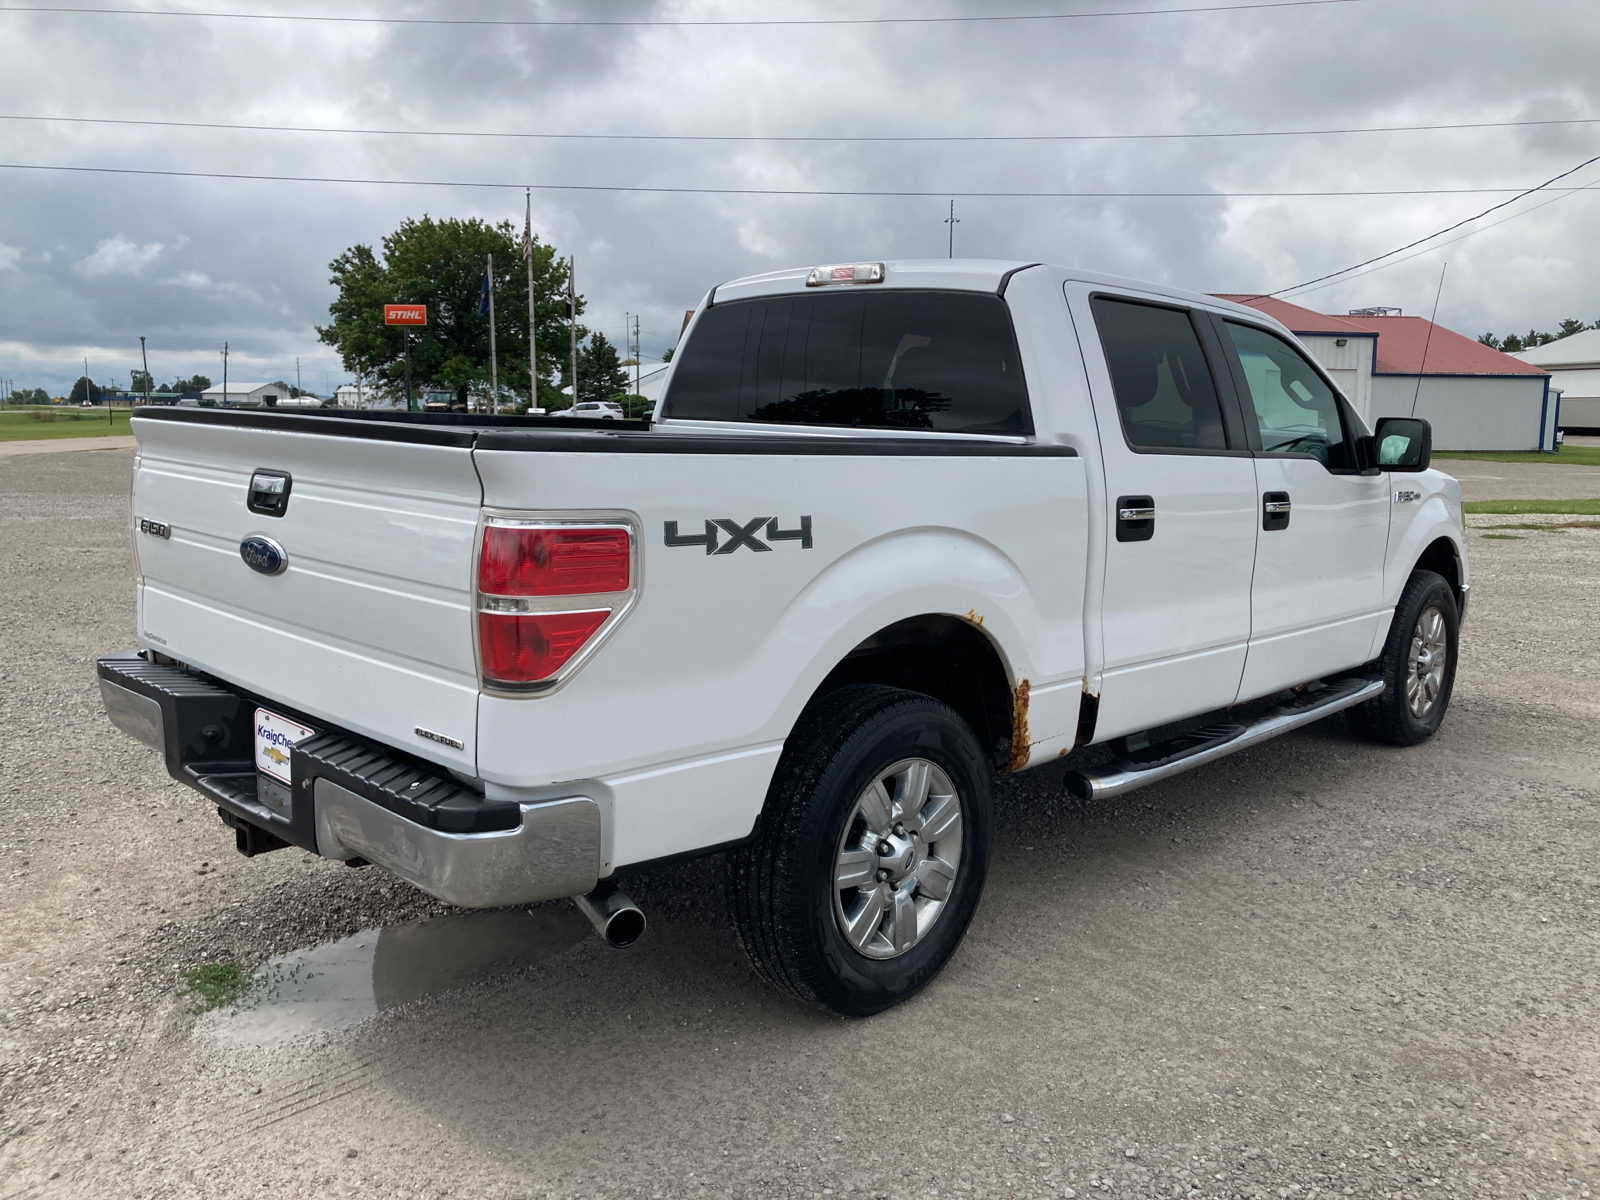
[1347,569,1460,746]
[729,684,993,1017]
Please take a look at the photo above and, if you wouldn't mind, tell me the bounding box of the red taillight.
[475,520,635,690]
[479,525,629,596]
[478,610,610,685]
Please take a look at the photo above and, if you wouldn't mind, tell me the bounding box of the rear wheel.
[729,684,992,1016]
[1348,569,1459,746]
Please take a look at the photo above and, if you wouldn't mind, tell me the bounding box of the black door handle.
[1263,491,1291,531]
[1116,494,1155,542]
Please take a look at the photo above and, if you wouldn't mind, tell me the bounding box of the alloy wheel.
[1406,604,1448,719]
[832,758,964,960]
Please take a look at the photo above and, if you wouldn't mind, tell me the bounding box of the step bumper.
[96,651,600,907]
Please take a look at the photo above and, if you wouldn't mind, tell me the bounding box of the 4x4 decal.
[664,516,813,555]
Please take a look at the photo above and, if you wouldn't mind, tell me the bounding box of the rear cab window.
[1090,296,1235,453]
[662,290,1032,435]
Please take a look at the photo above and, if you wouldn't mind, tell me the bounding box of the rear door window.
[663,291,1031,434]
[1090,297,1230,452]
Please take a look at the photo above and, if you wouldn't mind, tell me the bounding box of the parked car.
[99,258,1464,1016]
[552,401,624,419]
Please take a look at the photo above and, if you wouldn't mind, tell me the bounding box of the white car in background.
[553,401,624,419]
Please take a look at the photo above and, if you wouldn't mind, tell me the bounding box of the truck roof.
[710,259,1294,334]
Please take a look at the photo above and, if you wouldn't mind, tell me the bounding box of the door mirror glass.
[1373,417,1432,472]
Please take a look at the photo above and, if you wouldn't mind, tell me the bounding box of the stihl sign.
[384,305,427,326]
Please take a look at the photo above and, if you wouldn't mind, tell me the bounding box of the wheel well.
[1414,537,1463,605]
[813,615,1015,769]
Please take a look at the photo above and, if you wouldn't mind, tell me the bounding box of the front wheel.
[1348,569,1460,746]
[729,684,993,1016]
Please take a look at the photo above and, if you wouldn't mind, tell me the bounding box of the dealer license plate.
[254,707,315,786]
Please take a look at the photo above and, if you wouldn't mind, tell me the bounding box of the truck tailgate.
[130,412,482,774]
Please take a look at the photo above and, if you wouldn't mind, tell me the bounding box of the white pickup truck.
[100,258,1465,1015]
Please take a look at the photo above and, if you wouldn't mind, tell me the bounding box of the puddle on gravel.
[203,906,589,1046]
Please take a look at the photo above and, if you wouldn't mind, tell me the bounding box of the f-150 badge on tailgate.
[664,516,813,554]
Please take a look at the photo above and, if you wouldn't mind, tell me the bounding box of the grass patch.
[1464,498,1600,515]
[1480,533,1524,540]
[179,960,255,1013]
[0,409,134,440]
[1436,446,1600,467]
[1476,520,1600,532]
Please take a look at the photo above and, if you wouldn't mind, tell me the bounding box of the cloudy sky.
[1,0,1597,397]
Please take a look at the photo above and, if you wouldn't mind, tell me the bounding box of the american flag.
[521,193,532,262]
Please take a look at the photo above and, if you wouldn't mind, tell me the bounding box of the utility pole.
[403,330,413,411]
[567,255,578,409]
[524,188,538,413]
[221,342,228,407]
[295,357,301,399]
[945,198,959,259]
[139,335,150,406]
[83,356,89,406]
[633,314,641,399]
[487,251,499,415]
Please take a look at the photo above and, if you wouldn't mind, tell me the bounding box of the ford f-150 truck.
[99,258,1464,1016]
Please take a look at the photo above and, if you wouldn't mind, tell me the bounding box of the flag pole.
[524,189,538,413]
[487,252,498,415]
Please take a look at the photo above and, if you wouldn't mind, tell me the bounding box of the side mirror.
[1372,416,1431,472]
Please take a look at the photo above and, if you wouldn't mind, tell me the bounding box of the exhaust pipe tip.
[574,881,646,949]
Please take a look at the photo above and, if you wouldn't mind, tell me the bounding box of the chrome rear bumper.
[97,651,601,907]
[315,780,600,907]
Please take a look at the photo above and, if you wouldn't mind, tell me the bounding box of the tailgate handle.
[1263,490,1291,532]
[247,470,293,518]
[1116,495,1155,543]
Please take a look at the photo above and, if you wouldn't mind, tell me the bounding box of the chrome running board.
[1064,675,1385,802]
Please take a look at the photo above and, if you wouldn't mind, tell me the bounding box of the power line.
[0,0,1375,29]
[1267,149,1600,296]
[0,161,1586,199]
[9,111,1594,145]
[1281,180,1600,298]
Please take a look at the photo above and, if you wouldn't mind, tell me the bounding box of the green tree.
[68,376,102,405]
[317,214,582,411]
[130,369,155,395]
[567,331,630,405]
[166,374,211,395]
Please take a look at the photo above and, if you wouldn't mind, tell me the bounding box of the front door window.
[1223,321,1353,470]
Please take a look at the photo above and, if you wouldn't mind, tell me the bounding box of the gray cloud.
[1,0,1597,396]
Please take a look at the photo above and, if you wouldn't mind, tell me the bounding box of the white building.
[1216,296,1556,452]
[1512,328,1600,433]
[199,382,290,407]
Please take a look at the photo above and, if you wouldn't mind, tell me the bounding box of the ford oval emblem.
[239,535,288,576]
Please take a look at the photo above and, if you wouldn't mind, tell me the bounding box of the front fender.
[1385,473,1467,609]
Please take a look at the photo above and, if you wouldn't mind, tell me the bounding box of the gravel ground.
[2,448,1598,1200]
[1441,457,1600,502]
